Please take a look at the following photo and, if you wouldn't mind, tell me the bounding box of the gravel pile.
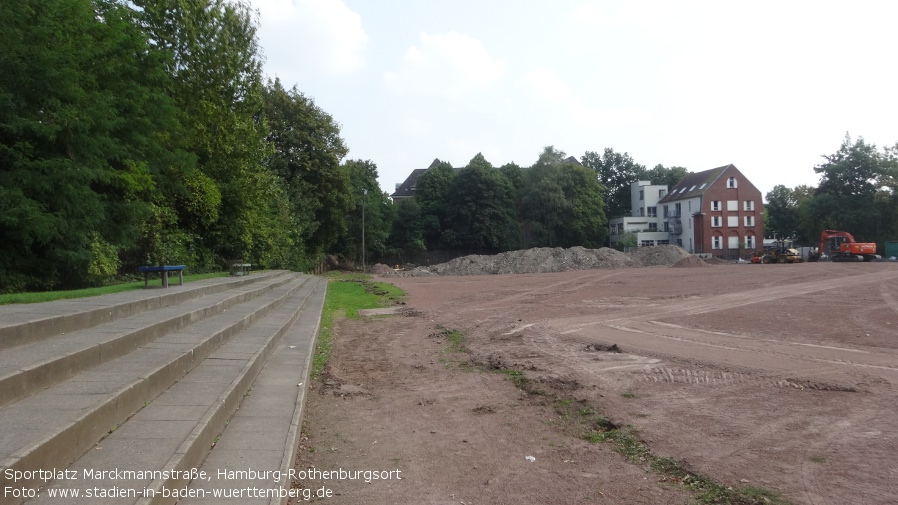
[381,245,699,277]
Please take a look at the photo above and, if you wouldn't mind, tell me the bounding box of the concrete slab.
[358,307,403,317]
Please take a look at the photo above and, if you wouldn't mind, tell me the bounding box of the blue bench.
[138,265,186,288]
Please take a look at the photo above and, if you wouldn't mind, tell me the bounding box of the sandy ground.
[291,262,898,505]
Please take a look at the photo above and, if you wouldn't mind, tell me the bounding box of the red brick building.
[658,165,764,258]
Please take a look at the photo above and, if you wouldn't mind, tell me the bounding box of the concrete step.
[0,275,324,505]
[0,271,288,351]
[180,277,326,504]
[0,272,299,407]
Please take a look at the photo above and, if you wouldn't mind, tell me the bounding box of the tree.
[443,154,520,250]
[386,199,426,259]
[0,0,182,290]
[764,185,800,240]
[415,161,457,249]
[134,0,277,265]
[581,148,645,219]
[642,164,689,188]
[336,160,394,266]
[809,134,885,241]
[263,78,350,264]
[522,147,607,248]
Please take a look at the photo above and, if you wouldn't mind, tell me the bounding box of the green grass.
[0,272,229,305]
[311,272,406,380]
[440,327,466,353]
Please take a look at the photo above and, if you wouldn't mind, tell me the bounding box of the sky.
[249,0,898,200]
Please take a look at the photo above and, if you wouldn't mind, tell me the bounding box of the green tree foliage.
[807,134,886,242]
[522,147,607,248]
[642,164,690,188]
[134,0,278,265]
[443,154,520,250]
[386,199,426,259]
[581,148,645,219]
[263,78,350,263]
[415,161,457,249]
[764,185,800,240]
[337,160,394,266]
[0,0,183,291]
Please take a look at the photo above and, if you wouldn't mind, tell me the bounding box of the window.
[712,236,722,249]
[659,189,666,198]
[657,240,669,245]
[727,200,738,211]
[689,185,696,191]
[727,216,739,227]
[744,215,755,227]
[711,200,721,211]
[712,216,721,227]
[728,236,739,249]
[649,222,658,231]
[699,183,707,189]
[744,200,754,211]
[639,189,644,201]
[679,188,686,194]
[727,177,738,188]
[641,240,655,247]
[746,235,755,249]
[647,206,657,217]
[663,205,669,217]
[674,203,681,215]
[663,222,670,232]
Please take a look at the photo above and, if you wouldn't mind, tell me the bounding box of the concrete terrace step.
[181,279,326,504]
[0,273,319,504]
[16,276,327,505]
[0,272,299,407]
[0,271,288,351]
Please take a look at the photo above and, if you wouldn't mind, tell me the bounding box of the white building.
[608,181,670,248]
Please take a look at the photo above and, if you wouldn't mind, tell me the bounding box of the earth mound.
[394,245,700,277]
[672,256,710,268]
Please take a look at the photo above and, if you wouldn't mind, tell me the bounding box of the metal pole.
[362,188,367,272]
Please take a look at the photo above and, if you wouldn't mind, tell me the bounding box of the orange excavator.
[809,230,880,262]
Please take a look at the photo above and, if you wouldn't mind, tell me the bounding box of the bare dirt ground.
[293,259,898,505]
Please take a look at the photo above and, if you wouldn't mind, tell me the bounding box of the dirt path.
[293,263,898,505]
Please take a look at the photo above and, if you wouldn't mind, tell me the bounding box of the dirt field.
[292,261,898,505]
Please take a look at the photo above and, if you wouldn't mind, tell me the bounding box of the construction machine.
[760,240,803,264]
[809,230,880,262]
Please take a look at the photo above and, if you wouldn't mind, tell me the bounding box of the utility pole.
[361,188,367,272]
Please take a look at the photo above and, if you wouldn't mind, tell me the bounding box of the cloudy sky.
[249,0,897,199]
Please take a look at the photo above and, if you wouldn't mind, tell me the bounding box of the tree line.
[3,2,895,293]
[765,134,898,250]
[384,147,688,262]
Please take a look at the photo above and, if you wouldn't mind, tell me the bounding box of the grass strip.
[0,272,229,305]
[311,272,405,380]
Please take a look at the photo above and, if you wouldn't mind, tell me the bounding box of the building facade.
[609,165,764,258]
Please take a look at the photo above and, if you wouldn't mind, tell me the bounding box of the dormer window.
[727,177,737,188]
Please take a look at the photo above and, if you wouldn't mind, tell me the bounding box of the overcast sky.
[249,0,898,200]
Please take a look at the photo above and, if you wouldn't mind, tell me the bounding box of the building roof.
[658,164,733,204]
[390,159,444,199]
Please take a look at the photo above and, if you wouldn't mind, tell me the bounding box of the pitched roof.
[390,158,448,198]
[658,164,733,203]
